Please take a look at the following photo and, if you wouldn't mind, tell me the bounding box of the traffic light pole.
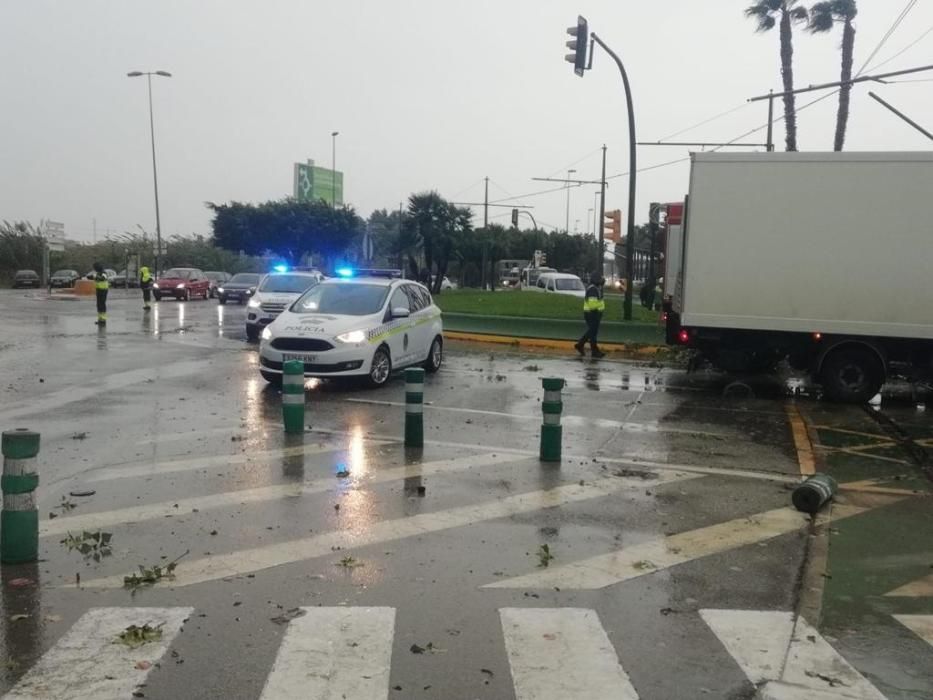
[597,144,606,278]
[590,33,636,321]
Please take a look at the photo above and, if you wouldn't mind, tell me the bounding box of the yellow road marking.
[785,403,816,476]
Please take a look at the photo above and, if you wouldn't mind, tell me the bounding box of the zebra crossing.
[4,605,927,699]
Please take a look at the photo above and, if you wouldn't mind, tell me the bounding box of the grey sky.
[2,1,931,243]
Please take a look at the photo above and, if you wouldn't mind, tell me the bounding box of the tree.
[746,0,809,151]
[368,208,420,277]
[207,199,362,268]
[405,192,472,294]
[808,0,858,151]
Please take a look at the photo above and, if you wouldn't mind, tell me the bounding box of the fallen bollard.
[282,360,305,434]
[792,473,838,514]
[1,429,40,564]
[540,377,565,463]
[405,367,425,448]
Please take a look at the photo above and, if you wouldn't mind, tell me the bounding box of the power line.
[488,183,582,205]
[656,102,753,142]
[856,0,918,76]
[606,156,692,181]
[866,23,933,74]
[543,146,604,180]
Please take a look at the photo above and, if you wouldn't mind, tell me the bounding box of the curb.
[445,331,665,356]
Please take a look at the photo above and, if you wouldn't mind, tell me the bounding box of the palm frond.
[790,6,809,22]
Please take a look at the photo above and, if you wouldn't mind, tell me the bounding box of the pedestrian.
[139,265,153,310]
[92,262,109,326]
[575,274,606,358]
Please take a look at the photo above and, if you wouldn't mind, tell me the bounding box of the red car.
[152,267,212,301]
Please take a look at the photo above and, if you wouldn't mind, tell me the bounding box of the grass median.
[435,289,659,322]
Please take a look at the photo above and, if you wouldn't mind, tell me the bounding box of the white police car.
[246,270,324,342]
[258,275,443,387]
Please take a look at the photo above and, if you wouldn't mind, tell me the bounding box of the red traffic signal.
[565,16,588,77]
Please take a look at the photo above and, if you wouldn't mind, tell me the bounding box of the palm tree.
[746,1,810,151]
[808,1,858,151]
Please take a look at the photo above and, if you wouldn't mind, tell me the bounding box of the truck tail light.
[678,329,690,344]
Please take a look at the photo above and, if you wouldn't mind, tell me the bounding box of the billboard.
[293,160,344,206]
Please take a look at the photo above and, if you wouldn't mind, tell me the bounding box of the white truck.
[666,152,933,403]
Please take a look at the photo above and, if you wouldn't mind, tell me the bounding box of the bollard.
[404,367,425,448]
[539,378,565,462]
[1,429,40,564]
[282,360,306,434]
[792,473,838,514]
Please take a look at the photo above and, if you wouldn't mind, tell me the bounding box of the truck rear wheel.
[819,347,884,404]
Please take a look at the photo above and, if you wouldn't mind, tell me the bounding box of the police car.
[246,270,325,341]
[258,273,443,387]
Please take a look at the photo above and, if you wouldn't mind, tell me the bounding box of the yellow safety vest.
[95,274,109,291]
[140,268,151,283]
[583,285,605,313]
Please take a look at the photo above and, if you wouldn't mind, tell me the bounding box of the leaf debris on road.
[116,623,164,649]
[536,544,555,568]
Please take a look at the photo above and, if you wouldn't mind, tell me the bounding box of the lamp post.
[331,131,339,208]
[127,70,171,277]
[565,169,576,233]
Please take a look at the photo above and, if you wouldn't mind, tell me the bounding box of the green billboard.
[293,161,344,206]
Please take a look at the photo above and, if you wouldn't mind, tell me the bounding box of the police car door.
[403,283,431,361]
[386,286,413,366]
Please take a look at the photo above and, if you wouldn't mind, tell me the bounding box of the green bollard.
[282,360,306,434]
[1,429,40,564]
[792,473,838,514]
[540,378,565,462]
[404,367,425,448]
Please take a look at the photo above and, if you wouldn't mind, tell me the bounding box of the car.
[111,269,140,289]
[246,271,324,342]
[152,267,211,301]
[12,270,40,288]
[430,275,456,291]
[259,275,443,387]
[530,272,586,298]
[519,266,557,289]
[205,271,231,298]
[217,273,261,305]
[49,269,80,288]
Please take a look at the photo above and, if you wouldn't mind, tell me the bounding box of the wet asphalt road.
[0,288,930,700]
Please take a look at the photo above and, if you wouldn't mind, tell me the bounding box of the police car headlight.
[261,327,273,341]
[247,298,261,308]
[153,283,160,289]
[217,287,225,294]
[336,330,366,344]
[176,283,185,289]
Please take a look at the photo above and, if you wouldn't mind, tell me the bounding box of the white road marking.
[885,573,933,597]
[41,452,529,537]
[499,608,639,700]
[2,607,191,700]
[84,439,391,482]
[485,505,865,590]
[894,615,933,647]
[700,609,886,700]
[260,607,394,700]
[79,470,697,588]
[343,398,728,437]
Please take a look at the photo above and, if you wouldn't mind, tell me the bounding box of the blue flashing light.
[336,267,354,278]
[273,264,289,273]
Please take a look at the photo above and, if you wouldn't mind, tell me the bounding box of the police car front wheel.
[424,336,443,373]
[368,347,392,387]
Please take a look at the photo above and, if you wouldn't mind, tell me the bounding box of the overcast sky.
[2,1,931,243]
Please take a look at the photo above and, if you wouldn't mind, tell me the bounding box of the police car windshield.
[556,279,585,291]
[293,283,389,316]
[163,269,194,279]
[259,274,318,294]
[229,273,260,284]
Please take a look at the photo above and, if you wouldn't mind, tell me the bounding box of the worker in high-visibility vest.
[92,262,109,326]
[575,274,606,358]
[139,266,153,310]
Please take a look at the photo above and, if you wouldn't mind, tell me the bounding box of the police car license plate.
[282,353,316,363]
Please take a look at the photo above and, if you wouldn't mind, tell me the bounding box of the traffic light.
[604,210,622,242]
[565,16,588,77]
[511,208,519,227]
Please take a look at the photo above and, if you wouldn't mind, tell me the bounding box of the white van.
[530,272,586,298]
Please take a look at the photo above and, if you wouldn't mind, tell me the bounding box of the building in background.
[293,159,344,207]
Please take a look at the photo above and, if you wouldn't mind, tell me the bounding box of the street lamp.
[127,70,172,277]
[331,131,339,208]
[565,169,576,232]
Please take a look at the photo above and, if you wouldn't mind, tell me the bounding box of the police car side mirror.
[391,307,410,319]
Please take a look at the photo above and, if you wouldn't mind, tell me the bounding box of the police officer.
[575,274,606,358]
[92,262,109,326]
[139,265,153,310]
